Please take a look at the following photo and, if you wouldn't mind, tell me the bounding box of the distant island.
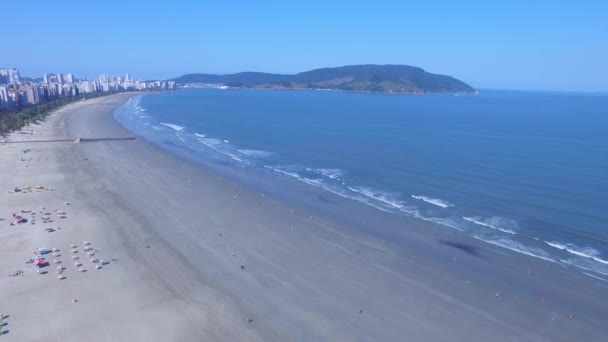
[170,64,475,94]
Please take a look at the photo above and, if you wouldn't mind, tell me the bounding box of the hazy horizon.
[5,0,607,92]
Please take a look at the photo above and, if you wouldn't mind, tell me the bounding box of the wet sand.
[0,93,606,341]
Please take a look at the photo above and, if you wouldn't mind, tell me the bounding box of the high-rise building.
[0,68,8,84]
[56,73,64,85]
[66,73,74,83]
[125,73,130,82]
[43,73,48,83]
[0,85,9,108]
[8,68,20,84]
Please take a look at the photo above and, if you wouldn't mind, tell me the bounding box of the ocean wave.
[560,258,608,276]
[306,168,344,180]
[322,186,394,213]
[264,166,394,213]
[197,138,242,162]
[300,177,324,187]
[347,186,413,213]
[264,165,300,178]
[411,195,452,208]
[160,122,186,131]
[151,126,162,131]
[545,241,608,264]
[418,216,464,231]
[238,149,274,158]
[199,137,222,145]
[475,236,556,263]
[194,133,206,138]
[175,133,186,143]
[463,216,517,234]
[583,272,608,282]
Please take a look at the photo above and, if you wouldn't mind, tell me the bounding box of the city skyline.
[0,67,175,109]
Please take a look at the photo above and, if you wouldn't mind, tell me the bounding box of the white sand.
[0,96,276,341]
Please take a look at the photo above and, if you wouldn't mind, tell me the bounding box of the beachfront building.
[0,85,11,109]
[0,66,174,110]
[0,69,8,84]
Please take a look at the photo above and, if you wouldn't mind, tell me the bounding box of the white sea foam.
[475,236,556,263]
[320,186,394,213]
[194,133,206,138]
[411,195,452,208]
[238,149,274,158]
[545,241,608,264]
[175,133,186,143]
[583,272,608,282]
[224,139,230,143]
[197,138,242,162]
[418,216,465,231]
[264,166,394,213]
[300,177,324,187]
[160,122,185,131]
[306,168,344,180]
[561,258,608,276]
[463,216,517,234]
[151,126,162,131]
[264,165,300,178]
[347,186,412,213]
[199,137,222,145]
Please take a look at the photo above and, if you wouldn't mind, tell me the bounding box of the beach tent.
[12,214,27,223]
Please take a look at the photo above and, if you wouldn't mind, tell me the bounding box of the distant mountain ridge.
[20,76,44,83]
[170,64,475,94]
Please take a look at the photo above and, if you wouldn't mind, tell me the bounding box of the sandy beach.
[1,93,607,341]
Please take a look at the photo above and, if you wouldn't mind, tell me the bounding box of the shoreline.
[117,90,608,281]
[1,93,607,341]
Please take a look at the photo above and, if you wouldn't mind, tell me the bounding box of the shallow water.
[115,88,608,279]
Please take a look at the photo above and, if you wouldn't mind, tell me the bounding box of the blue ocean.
[115,88,608,279]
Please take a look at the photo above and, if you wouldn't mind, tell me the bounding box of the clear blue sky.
[6,0,607,91]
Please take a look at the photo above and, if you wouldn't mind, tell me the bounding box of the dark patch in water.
[216,160,234,167]
[162,140,179,148]
[317,195,334,204]
[439,240,483,258]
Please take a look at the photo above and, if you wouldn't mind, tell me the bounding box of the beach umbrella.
[34,258,44,266]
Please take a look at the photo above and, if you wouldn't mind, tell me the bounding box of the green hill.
[171,64,475,94]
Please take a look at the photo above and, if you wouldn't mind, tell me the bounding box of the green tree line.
[0,92,111,137]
